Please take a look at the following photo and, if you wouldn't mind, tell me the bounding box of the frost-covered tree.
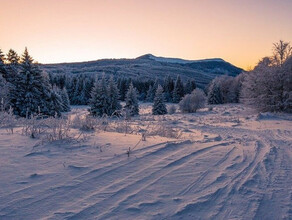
[152,85,167,115]
[11,48,56,117]
[272,40,292,66]
[0,49,7,79]
[125,83,139,116]
[89,75,109,116]
[173,75,184,103]
[49,87,63,116]
[146,85,155,102]
[184,79,196,94]
[0,75,11,111]
[107,76,121,115]
[241,41,292,113]
[207,78,222,104]
[179,89,206,113]
[60,88,71,112]
[163,75,174,102]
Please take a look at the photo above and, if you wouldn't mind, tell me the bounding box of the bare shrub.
[43,117,71,142]
[147,122,182,139]
[179,89,206,113]
[21,114,46,138]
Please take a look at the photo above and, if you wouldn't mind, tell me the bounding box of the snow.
[0,104,291,219]
[146,54,225,64]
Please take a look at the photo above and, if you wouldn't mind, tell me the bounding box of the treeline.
[0,48,70,117]
[49,73,197,105]
[1,40,290,118]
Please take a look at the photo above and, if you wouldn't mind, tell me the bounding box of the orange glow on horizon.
[1,0,292,70]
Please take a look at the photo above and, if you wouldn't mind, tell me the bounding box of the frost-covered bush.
[21,114,47,138]
[0,107,17,134]
[147,123,182,139]
[71,115,98,131]
[168,105,176,114]
[43,117,71,141]
[179,89,206,113]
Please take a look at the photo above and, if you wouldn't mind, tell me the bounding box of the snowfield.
[0,104,291,220]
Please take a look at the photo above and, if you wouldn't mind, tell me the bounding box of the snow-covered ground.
[0,104,291,219]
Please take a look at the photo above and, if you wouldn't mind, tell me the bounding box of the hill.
[41,54,243,88]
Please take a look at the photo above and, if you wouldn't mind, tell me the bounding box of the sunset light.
[1,0,292,69]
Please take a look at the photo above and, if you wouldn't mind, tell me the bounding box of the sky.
[1,0,292,69]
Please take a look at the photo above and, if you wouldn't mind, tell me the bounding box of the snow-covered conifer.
[107,76,121,115]
[125,83,139,116]
[152,85,167,115]
[60,88,71,112]
[90,75,109,116]
[172,75,184,103]
[207,78,223,104]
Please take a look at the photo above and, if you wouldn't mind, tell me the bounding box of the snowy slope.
[0,104,291,219]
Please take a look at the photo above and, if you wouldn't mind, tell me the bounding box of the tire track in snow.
[69,141,232,219]
[0,141,191,219]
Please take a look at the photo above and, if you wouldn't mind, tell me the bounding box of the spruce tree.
[0,75,11,111]
[11,48,54,117]
[125,83,139,116]
[207,80,222,104]
[90,75,109,116]
[6,49,20,65]
[163,75,174,102]
[0,49,6,78]
[107,76,121,115]
[152,85,167,115]
[60,88,71,112]
[49,87,63,116]
[146,85,155,102]
[172,75,184,103]
[185,79,197,94]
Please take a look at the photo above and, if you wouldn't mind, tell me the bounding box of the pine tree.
[172,75,184,103]
[6,49,20,65]
[107,76,121,115]
[163,75,174,102]
[11,48,54,117]
[146,85,155,102]
[0,49,6,78]
[83,77,94,104]
[207,79,222,104]
[184,79,196,94]
[118,78,128,101]
[49,87,63,116]
[60,88,71,112]
[152,85,167,115]
[125,83,139,116]
[89,75,109,116]
[0,49,5,63]
[0,74,11,111]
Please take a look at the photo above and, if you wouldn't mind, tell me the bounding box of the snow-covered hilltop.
[140,53,225,64]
